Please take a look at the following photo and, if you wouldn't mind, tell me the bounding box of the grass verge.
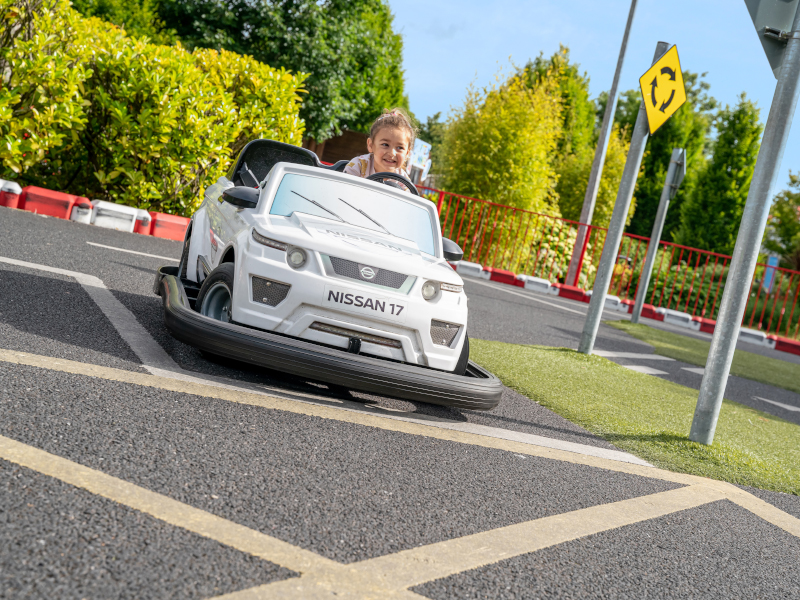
[471,338,800,495]
[607,320,800,395]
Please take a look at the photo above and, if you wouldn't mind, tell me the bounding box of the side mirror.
[442,238,463,262]
[221,186,259,209]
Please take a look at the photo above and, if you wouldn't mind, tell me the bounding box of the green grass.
[471,339,800,495]
[608,321,800,395]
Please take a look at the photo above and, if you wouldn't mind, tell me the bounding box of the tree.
[157,0,407,142]
[418,112,446,174]
[556,123,632,227]
[764,174,800,270]
[522,47,631,226]
[439,71,562,212]
[675,95,763,254]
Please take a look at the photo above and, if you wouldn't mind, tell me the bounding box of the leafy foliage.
[676,95,763,254]
[70,0,176,44]
[157,0,407,142]
[0,0,89,174]
[764,173,800,271]
[438,71,562,213]
[2,0,306,215]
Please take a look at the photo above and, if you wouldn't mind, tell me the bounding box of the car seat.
[228,140,350,186]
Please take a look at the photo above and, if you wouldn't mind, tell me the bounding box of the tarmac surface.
[1,206,799,599]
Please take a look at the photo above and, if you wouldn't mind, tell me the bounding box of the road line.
[0,434,334,574]
[682,367,706,375]
[86,241,179,261]
[594,351,675,361]
[465,278,586,315]
[754,396,800,412]
[216,485,729,599]
[466,278,629,320]
[0,256,179,375]
[0,349,682,477]
[622,365,669,376]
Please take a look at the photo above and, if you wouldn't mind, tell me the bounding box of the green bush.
[2,0,306,215]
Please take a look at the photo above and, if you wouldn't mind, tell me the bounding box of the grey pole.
[631,148,686,324]
[566,0,638,286]
[689,6,800,445]
[578,41,670,355]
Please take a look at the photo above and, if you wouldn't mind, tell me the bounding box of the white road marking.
[594,351,675,361]
[1,256,652,467]
[622,365,669,376]
[682,367,705,375]
[465,278,586,315]
[86,241,179,262]
[0,256,179,375]
[465,277,628,319]
[754,396,800,412]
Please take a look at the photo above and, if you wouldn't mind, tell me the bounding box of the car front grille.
[252,276,291,306]
[309,322,402,348]
[328,256,408,289]
[430,320,460,347]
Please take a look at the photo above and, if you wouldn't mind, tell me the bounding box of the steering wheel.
[366,171,420,196]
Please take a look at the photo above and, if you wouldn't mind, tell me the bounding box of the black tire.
[454,334,469,376]
[196,263,235,322]
[178,223,192,279]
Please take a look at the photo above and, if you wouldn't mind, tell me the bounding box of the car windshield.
[269,173,437,255]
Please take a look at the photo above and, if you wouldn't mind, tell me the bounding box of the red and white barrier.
[0,180,23,208]
[19,186,90,219]
[150,212,190,241]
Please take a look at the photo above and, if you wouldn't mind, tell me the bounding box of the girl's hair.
[368,107,417,151]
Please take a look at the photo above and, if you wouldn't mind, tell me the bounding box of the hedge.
[1,0,307,215]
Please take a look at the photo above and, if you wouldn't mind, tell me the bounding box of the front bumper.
[155,267,502,411]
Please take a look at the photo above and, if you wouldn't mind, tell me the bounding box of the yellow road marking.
[0,434,334,575]
[0,348,696,485]
[2,349,800,599]
[214,485,726,599]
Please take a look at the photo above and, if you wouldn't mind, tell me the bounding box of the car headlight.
[288,248,307,268]
[421,281,438,300]
[252,229,287,251]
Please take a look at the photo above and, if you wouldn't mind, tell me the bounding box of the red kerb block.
[640,304,665,321]
[0,191,22,209]
[558,285,589,303]
[150,212,190,241]
[769,335,800,356]
[21,186,88,219]
[692,316,716,334]
[489,268,517,286]
[619,298,634,313]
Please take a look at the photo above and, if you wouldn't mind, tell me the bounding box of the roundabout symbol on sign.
[639,45,687,135]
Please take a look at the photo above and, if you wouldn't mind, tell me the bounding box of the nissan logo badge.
[360,266,376,280]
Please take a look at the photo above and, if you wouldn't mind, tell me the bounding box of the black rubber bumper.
[156,268,502,410]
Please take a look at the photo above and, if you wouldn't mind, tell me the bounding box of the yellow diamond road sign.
[639,45,687,135]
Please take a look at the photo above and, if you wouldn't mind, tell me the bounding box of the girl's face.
[367,127,411,173]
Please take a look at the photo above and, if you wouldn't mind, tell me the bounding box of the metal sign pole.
[565,0,638,287]
[579,41,670,354]
[631,148,686,324]
[690,5,800,445]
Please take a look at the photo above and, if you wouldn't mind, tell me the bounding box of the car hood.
[254,212,463,285]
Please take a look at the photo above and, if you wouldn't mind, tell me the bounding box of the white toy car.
[155,140,501,410]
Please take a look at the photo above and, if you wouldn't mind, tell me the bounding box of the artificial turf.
[607,320,800,395]
[470,338,800,495]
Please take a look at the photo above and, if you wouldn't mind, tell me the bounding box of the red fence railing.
[419,185,800,339]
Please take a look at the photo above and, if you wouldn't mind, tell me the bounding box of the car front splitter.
[156,270,502,410]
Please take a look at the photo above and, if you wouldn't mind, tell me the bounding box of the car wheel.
[454,333,469,376]
[196,263,235,322]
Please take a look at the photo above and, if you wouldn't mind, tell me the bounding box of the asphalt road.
[1,207,799,599]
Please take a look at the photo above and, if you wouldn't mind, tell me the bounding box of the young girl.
[344,108,416,181]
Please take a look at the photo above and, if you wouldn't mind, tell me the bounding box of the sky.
[390,0,799,189]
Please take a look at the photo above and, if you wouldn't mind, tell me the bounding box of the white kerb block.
[738,327,769,347]
[70,202,92,224]
[661,308,694,328]
[456,261,483,278]
[1,180,22,194]
[585,290,622,310]
[91,200,139,232]
[522,276,551,294]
